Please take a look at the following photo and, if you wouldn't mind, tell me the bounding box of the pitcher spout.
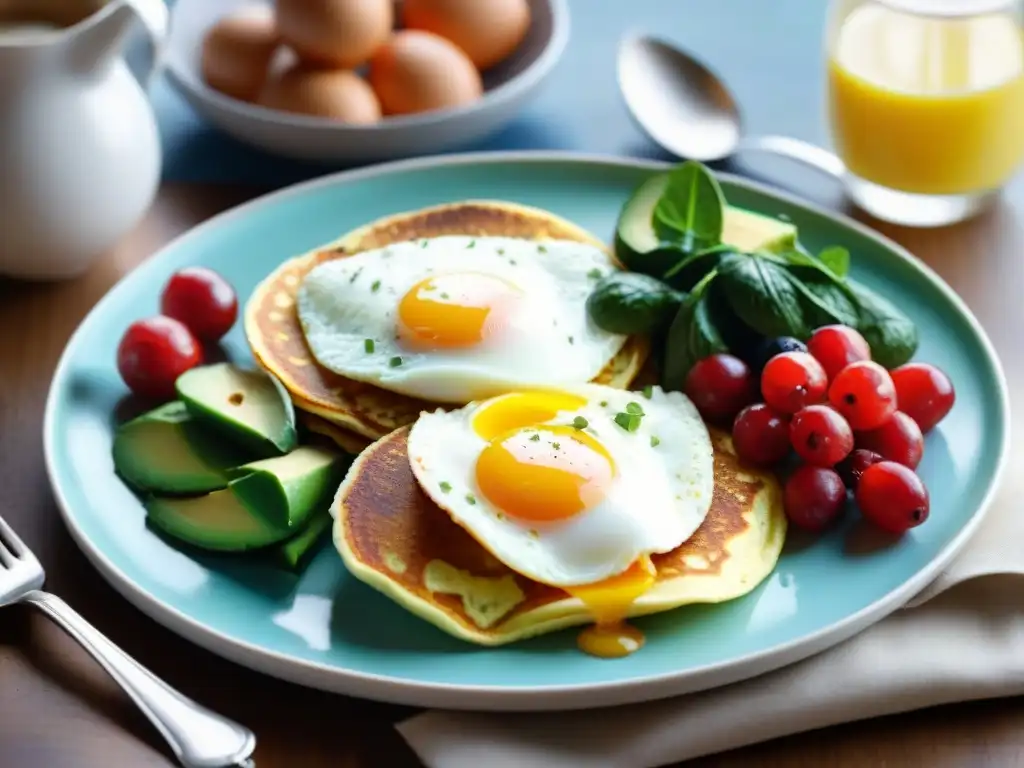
[65,0,167,83]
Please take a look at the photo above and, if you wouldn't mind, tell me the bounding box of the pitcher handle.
[122,0,169,88]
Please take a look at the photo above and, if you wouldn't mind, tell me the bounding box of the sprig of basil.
[846,280,919,368]
[661,271,728,391]
[653,161,726,251]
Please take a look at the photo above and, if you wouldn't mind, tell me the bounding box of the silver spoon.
[617,34,846,178]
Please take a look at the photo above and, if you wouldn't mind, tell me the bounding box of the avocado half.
[614,173,797,270]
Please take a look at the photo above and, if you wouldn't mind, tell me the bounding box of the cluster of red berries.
[682,325,955,535]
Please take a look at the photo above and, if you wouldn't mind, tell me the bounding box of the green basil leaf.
[661,245,729,291]
[718,253,810,339]
[585,272,686,335]
[661,271,727,391]
[818,246,850,278]
[616,242,689,279]
[847,280,919,368]
[788,273,861,328]
[652,161,725,248]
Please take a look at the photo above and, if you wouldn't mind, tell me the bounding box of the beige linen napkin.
[398,445,1022,768]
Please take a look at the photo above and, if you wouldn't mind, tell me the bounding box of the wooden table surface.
[1,175,1022,768]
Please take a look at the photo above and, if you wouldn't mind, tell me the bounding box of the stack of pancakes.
[243,200,786,646]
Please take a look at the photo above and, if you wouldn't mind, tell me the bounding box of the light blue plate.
[44,153,1010,711]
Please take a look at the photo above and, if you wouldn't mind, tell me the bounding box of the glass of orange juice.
[825,0,1024,226]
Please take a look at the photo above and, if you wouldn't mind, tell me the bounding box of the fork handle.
[22,590,256,768]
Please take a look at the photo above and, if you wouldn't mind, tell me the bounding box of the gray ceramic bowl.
[164,0,569,162]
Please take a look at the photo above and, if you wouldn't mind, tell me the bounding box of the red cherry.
[684,353,756,425]
[828,360,897,431]
[160,266,238,342]
[855,461,930,534]
[732,403,791,466]
[807,325,871,381]
[760,351,828,414]
[856,411,925,469]
[836,448,884,491]
[789,405,854,467]
[117,316,202,400]
[890,362,955,433]
[783,465,846,531]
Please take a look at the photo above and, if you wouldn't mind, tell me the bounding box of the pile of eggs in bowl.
[200,0,532,123]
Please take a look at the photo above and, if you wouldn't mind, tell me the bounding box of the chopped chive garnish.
[439,481,452,494]
[587,268,602,279]
[572,416,588,430]
[529,433,541,442]
[537,245,548,253]
[389,356,403,367]
[371,280,381,292]
[552,442,561,450]
[497,248,505,255]
[465,493,476,505]
[650,435,661,447]
[364,338,375,353]
[509,259,517,265]
[625,401,644,415]
[568,336,574,345]
[467,240,476,249]
[614,412,642,433]
[642,385,653,399]
[441,292,450,299]
[599,400,608,407]
[420,239,428,248]
[348,268,362,283]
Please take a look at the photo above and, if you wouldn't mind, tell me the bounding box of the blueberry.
[752,336,808,373]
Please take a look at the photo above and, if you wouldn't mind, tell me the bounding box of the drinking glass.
[825,0,1024,226]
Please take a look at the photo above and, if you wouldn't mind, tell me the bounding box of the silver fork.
[0,514,256,768]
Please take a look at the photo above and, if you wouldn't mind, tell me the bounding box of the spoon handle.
[739,135,847,179]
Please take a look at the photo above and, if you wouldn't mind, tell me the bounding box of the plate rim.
[42,150,1012,711]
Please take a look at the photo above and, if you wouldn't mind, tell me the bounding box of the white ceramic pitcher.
[0,0,167,280]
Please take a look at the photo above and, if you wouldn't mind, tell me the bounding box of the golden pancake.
[331,424,786,646]
[245,201,650,440]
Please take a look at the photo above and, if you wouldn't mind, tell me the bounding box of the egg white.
[405,384,716,587]
[295,235,627,403]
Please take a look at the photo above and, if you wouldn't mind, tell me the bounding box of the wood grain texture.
[0,177,1022,768]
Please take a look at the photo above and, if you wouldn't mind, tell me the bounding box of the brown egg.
[401,0,530,70]
[275,0,393,68]
[201,6,281,102]
[258,64,382,123]
[368,30,483,116]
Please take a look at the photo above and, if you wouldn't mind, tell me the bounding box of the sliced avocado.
[614,173,798,269]
[112,401,253,494]
[721,206,797,253]
[176,363,297,457]
[145,490,293,552]
[275,509,333,572]
[227,445,347,530]
[144,445,346,552]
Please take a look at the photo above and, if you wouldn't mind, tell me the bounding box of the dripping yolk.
[565,556,656,627]
[471,391,614,523]
[569,557,656,659]
[397,271,522,349]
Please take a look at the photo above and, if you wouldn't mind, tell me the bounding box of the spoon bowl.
[617,34,845,178]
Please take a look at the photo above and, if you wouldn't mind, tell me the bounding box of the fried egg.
[295,235,627,403]
[405,384,715,589]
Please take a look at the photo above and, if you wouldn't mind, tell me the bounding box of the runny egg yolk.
[469,391,654,658]
[472,390,614,523]
[397,271,522,349]
[568,557,656,659]
[475,425,615,522]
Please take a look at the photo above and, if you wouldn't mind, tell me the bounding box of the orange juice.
[827,2,1024,196]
